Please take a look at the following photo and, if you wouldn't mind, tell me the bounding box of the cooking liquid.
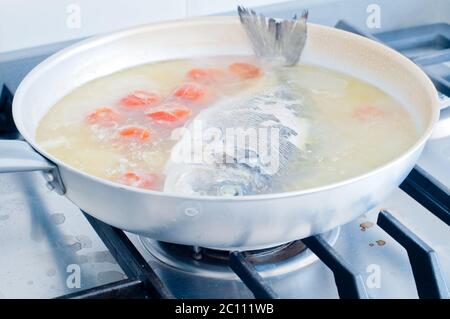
[36,57,419,193]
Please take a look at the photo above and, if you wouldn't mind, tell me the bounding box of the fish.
[163,6,311,196]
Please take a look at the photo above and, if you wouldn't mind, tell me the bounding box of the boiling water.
[36,57,419,193]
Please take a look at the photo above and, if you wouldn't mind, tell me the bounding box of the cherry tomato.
[173,83,208,102]
[119,90,161,109]
[86,107,121,126]
[186,68,226,83]
[146,103,192,122]
[117,171,140,186]
[118,126,151,141]
[353,105,385,121]
[228,62,262,79]
[117,171,161,190]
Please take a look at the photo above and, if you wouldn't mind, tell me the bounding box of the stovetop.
[0,0,449,299]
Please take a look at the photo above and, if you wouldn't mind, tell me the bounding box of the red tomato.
[173,83,208,102]
[86,107,121,126]
[117,171,140,186]
[353,105,385,121]
[146,103,192,122]
[117,171,161,190]
[186,68,226,83]
[119,90,161,109]
[118,126,151,141]
[228,62,262,79]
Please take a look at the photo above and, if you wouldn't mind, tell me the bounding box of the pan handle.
[0,140,66,194]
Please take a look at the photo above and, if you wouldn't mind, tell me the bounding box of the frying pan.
[0,16,440,250]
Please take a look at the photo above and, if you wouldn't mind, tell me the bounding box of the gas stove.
[0,0,449,299]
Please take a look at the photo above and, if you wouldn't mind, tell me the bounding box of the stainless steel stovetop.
[0,0,449,299]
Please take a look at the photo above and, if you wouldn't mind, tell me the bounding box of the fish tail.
[237,6,308,66]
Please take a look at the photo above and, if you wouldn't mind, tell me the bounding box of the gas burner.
[140,228,340,279]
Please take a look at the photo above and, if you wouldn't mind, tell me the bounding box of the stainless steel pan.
[0,17,440,250]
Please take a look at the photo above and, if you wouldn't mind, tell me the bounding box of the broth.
[36,57,419,193]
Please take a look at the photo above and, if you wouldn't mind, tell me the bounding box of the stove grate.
[400,169,450,226]
[58,279,149,299]
[229,252,279,299]
[78,213,174,299]
[302,235,368,299]
[378,211,449,299]
[0,85,18,139]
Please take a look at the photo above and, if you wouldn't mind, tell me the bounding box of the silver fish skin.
[163,7,309,196]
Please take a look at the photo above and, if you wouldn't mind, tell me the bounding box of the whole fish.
[164,7,310,196]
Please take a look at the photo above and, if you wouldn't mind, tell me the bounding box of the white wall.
[2,0,448,54]
[0,0,290,53]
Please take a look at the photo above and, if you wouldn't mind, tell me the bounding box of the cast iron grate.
[57,213,174,299]
[0,85,18,139]
[377,211,449,299]
[0,22,449,299]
